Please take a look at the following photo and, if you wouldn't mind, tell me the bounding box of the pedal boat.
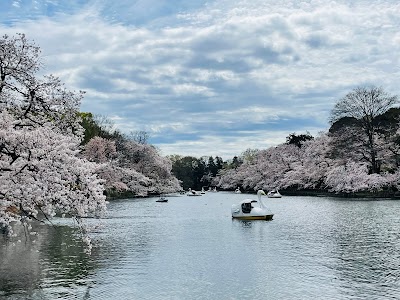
[231,190,273,221]
[267,189,282,198]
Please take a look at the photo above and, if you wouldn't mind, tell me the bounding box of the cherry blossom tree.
[0,33,40,94]
[82,134,181,196]
[82,136,152,196]
[214,168,243,190]
[0,34,107,243]
[117,139,181,195]
[95,164,152,197]
[0,111,106,236]
[282,134,332,190]
[215,144,303,191]
[84,136,117,164]
[242,144,303,190]
[325,161,389,193]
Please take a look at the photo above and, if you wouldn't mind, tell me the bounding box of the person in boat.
[241,202,252,213]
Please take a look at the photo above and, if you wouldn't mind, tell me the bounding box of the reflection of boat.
[267,190,282,198]
[235,187,241,194]
[187,188,202,196]
[231,190,273,220]
[156,196,168,202]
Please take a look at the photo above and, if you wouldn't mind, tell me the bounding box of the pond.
[1,192,400,299]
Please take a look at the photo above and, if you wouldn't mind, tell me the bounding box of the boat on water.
[231,190,273,220]
[156,196,168,202]
[201,187,206,194]
[235,187,241,194]
[187,188,202,196]
[267,189,282,198]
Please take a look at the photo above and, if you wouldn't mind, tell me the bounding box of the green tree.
[230,156,242,169]
[194,157,207,189]
[79,112,101,144]
[79,113,120,145]
[170,155,227,190]
[170,156,198,190]
[207,156,218,176]
[286,132,314,148]
[215,156,224,171]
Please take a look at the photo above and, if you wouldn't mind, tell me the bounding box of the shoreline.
[105,188,400,200]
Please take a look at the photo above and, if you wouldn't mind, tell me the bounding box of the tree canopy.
[0,34,106,242]
[214,88,400,195]
[286,132,314,148]
[0,34,181,245]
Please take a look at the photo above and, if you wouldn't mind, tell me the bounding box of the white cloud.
[1,0,399,158]
[12,1,21,8]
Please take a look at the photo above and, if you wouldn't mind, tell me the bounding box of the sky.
[1,0,400,159]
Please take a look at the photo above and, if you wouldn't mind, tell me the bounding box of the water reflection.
[232,219,253,228]
[2,194,400,299]
[0,222,95,299]
[0,225,42,297]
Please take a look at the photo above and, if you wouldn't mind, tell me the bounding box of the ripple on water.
[2,194,400,299]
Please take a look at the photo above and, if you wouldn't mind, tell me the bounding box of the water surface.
[1,192,400,299]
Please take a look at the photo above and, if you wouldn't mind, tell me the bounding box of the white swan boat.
[231,190,274,220]
[235,187,241,194]
[187,188,202,196]
[156,196,168,202]
[267,189,282,198]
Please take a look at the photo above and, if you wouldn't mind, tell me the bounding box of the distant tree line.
[214,86,400,196]
[168,139,315,192]
[169,86,400,196]
[168,155,226,191]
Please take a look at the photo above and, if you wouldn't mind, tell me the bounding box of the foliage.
[79,112,122,145]
[286,132,314,148]
[229,156,243,169]
[216,87,400,195]
[82,127,181,197]
[215,132,399,194]
[0,33,181,246]
[170,155,226,190]
[0,34,106,240]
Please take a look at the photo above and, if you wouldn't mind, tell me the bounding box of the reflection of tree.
[41,225,95,284]
[0,222,97,298]
[0,225,42,295]
[0,198,161,298]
